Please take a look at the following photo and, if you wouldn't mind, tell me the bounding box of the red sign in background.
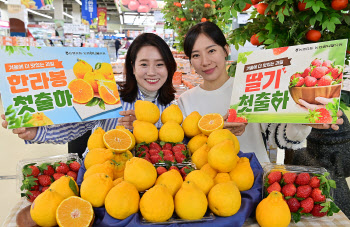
[97,7,107,32]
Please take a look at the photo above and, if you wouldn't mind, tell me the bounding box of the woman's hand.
[298,97,344,131]
[1,114,38,140]
[223,112,247,136]
[117,110,136,130]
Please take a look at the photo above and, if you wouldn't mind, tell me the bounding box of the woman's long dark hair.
[184,21,228,60]
[119,33,176,105]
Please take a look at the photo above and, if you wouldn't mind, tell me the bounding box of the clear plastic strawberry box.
[16,153,81,194]
[262,163,338,223]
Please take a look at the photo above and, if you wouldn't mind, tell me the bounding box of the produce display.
[16,100,343,226]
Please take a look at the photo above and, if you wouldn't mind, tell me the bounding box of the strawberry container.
[16,153,81,194]
[262,163,338,223]
[133,141,192,168]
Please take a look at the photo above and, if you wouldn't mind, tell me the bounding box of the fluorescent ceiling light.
[27,9,52,19]
[75,0,82,5]
[63,12,73,19]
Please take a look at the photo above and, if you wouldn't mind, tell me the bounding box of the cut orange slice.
[98,81,120,105]
[68,79,94,104]
[103,129,134,153]
[198,113,224,136]
[56,196,94,227]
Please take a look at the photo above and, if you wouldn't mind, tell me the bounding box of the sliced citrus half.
[68,79,94,104]
[103,129,134,153]
[97,80,120,105]
[56,196,94,227]
[198,113,224,136]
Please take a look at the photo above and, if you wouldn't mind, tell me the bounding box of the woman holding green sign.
[177,21,344,163]
[1,33,177,151]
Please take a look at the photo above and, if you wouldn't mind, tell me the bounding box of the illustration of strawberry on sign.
[229,39,348,124]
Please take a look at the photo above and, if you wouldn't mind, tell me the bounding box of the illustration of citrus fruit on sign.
[83,71,107,93]
[198,113,224,135]
[98,81,120,104]
[103,129,135,152]
[73,59,93,79]
[56,196,94,227]
[95,62,115,80]
[68,79,94,104]
[27,112,54,126]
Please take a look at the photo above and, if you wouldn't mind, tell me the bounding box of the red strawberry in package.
[263,164,340,223]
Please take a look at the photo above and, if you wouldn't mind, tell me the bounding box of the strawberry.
[302,66,312,77]
[311,188,326,202]
[25,165,40,177]
[281,183,297,197]
[162,150,173,156]
[149,142,161,151]
[311,58,322,67]
[69,161,81,172]
[322,60,333,68]
[67,171,77,181]
[173,144,186,152]
[137,145,149,153]
[38,175,52,187]
[295,173,310,185]
[267,182,281,194]
[150,155,162,164]
[308,108,332,124]
[317,75,332,86]
[311,66,328,79]
[287,198,301,212]
[53,173,64,181]
[169,166,180,173]
[300,197,314,213]
[156,166,167,175]
[296,185,312,198]
[235,117,248,123]
[42,165,55,176]
[311,204,328,217]
[228,109,237,122]
[267,171,282,184]
[309,176,321,188]
[290,73,304,87]
[272,47,288,55]
[149,149,160,156]
[175,152,186,163]
[282,172,297,184]
[56,162,69,174]
[138,151,150,159]
[304,76,317,87]
[338,72,343,80]
[162,143,173,150]
[41,186,49,192]
[27,191,41,203]
[327,65,343,79]
[163,154,175,162]
[30,180,39,191]
[180,166,190,176]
